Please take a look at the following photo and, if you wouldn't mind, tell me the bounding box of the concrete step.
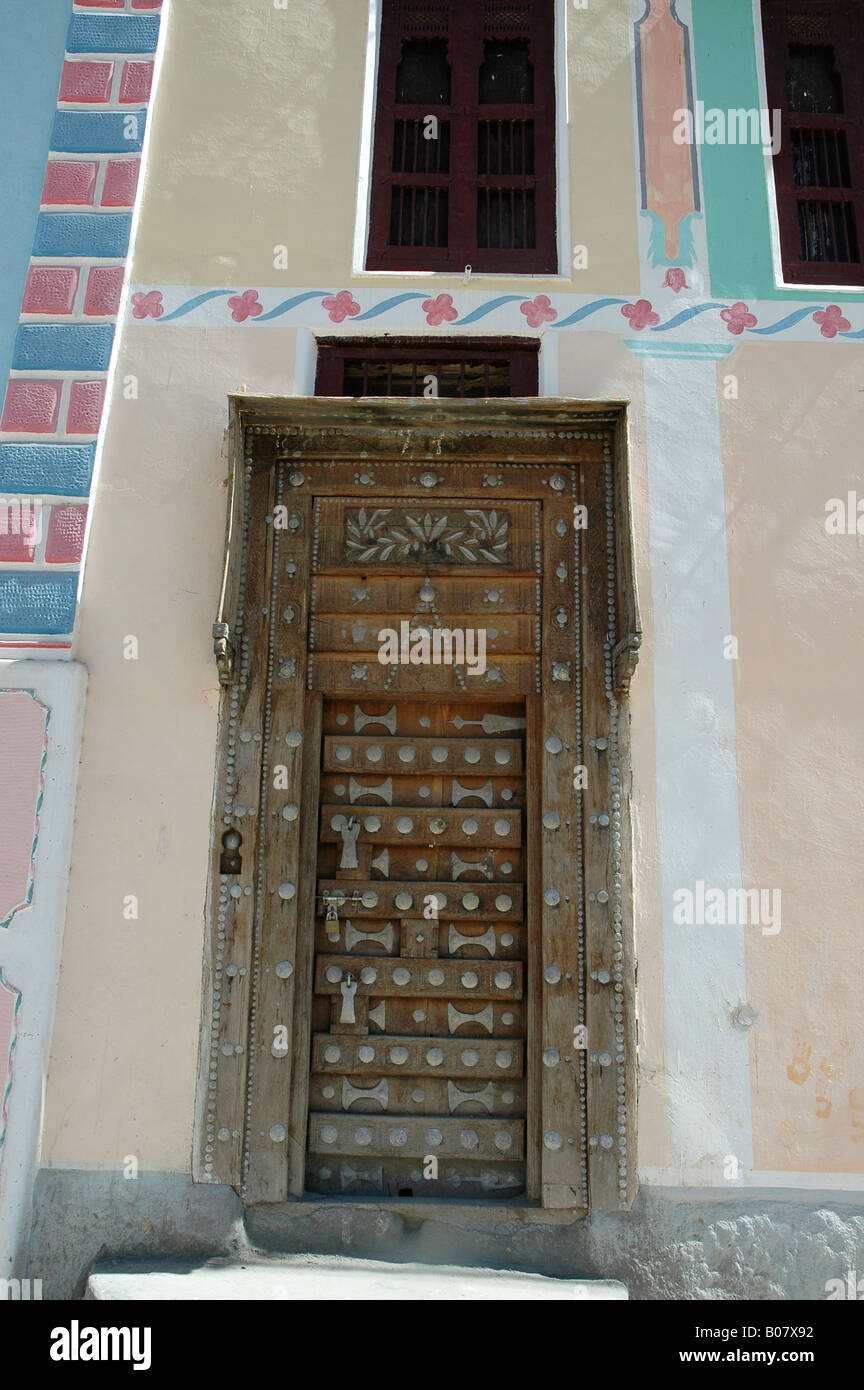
[87,1254,627,1301]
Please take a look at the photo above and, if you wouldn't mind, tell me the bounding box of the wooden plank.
[323,698,527,735]
[316,879,523,920]
[244,488,312,1204]
[583,455,628,1211]
[320,772,526,809]
[244,403,617,469]
[539,492,586,1209]
[315,918,525,961]
[319,844,523,885]
[322,735,524,776]
[310,653,536,695]
[309,1074,527,1115]
[307,1157,526,1199]
[322,837,521,873]
[271,458,607,489]
[315,575,537,615]
[288,693,323,1195]
[319,805,522,847]
[314,955,524,1000]
[308,1113,525,1161]
[311,1033,524,1077]
[314,613,537,656]
[524,693,543,1201]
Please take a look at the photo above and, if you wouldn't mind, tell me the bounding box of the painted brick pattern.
[0,0,163,647]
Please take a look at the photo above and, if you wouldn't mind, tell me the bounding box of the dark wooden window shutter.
[367,0,557,273]
[762,0,864,284]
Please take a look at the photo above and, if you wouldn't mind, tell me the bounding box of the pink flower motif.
[813,304,851,339]
[663,268,688,294]
[228,289,263,323]
[323,290,361,324]
[720,301,758,335]
[422,293,458,327]
[131,290,163,319]
[621,298,660,331]
[520,294,558,328]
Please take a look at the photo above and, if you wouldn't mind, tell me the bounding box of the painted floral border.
[127,284,864,343]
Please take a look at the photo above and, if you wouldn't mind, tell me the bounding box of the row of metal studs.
[249,426,615,442]
[241,461,285,1197]
[603,442,629,1206]
[571,461,589,1206]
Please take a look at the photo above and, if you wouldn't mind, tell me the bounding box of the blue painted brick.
[67,14,160,55]
[52,109,146,155]
[0,572,79,636]
[0,444,96,497]
[13,324,115,371]
[34,212,132,257]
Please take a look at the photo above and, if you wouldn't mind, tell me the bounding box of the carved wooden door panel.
[308,696,528,1199]
[202,399,640,1215]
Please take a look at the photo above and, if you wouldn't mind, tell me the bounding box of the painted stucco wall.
[721,344,864,1176]
[132,0,640,294]
[0,661,86,1279]
[31,0,864,1223]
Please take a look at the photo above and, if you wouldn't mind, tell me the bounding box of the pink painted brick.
[42,160,98,207]
[119,62,153,103]
[0,524,36,564]
[75,2,124,8]
[1,380,62,434]
[22,267,80,315]
[84,266,125,316]
[46,506,88,565]
[67,380,106,435]
[131,1,163,9]
[102,159,139,207]
[59,61,114,104]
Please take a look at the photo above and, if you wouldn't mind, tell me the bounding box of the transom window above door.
[315,338,540,396]
[366,0,558,273]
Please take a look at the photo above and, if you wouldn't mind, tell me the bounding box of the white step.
[87,1255,627,1301]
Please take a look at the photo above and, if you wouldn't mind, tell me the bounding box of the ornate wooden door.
[201,399,640,1214]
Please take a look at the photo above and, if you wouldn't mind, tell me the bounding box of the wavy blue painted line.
[551,298,627,328]
[840,326,864,339]
[254,292,331,323]
[455,296,525,324]
[157,290,233,322]
[749,307,821,335]
[651,303,725,332]
[354,294,429,320]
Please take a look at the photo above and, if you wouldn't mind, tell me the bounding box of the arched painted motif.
[634,0,701,266]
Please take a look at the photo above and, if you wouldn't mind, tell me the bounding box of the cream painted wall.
[43,327,298,1168]
[722,344,864,1176]
[132,0,640,293]
[556,332,668,1170]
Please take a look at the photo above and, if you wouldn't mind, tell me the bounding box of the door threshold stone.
[86,1254,628,1300]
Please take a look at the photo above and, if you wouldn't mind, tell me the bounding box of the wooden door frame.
[195,397,641,1214]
